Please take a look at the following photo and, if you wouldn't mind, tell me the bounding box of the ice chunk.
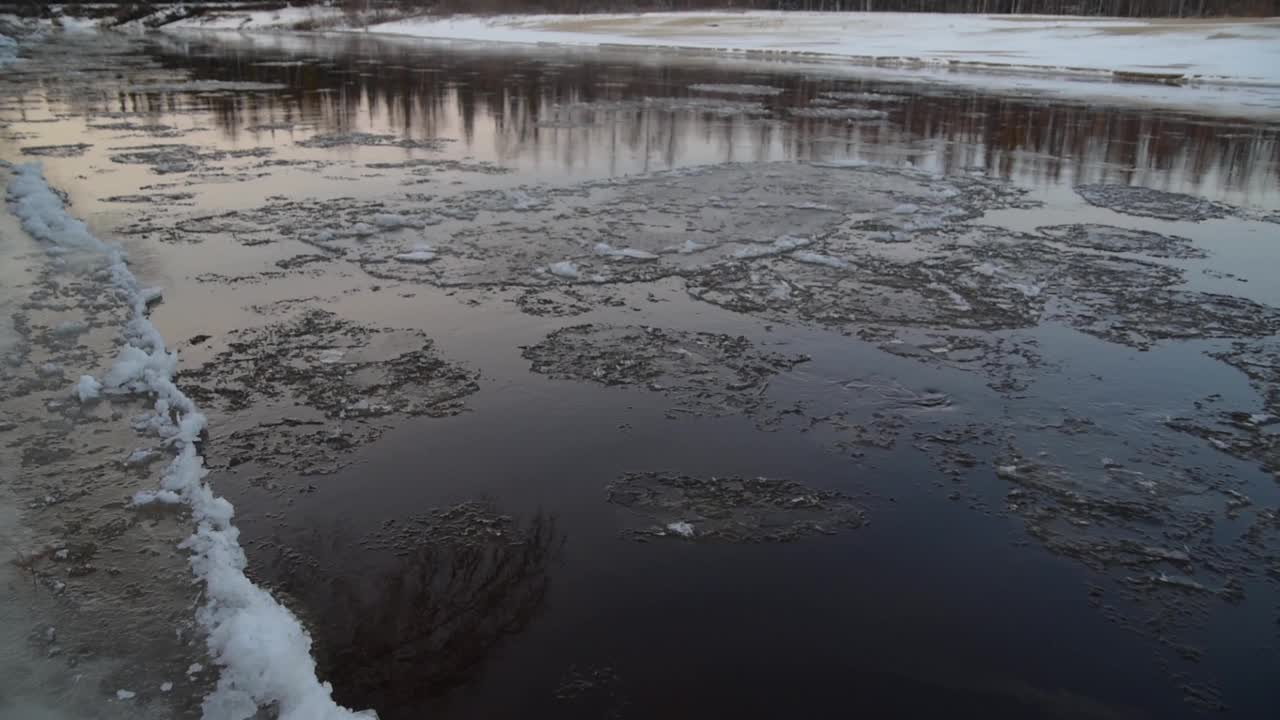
[548,261,580,279]
[125,448,157,465]
[666,521,695,537]
[733,235,811,259]
[371,213,423,229]
[394,250,436,263]
[75,375,102,402]
[595,242,658,261]
[116,690,136,700]
[160,682,173,693]
[140,286,164,306]
[507,190,545,210]
[133,489,182,506]
[52,319,88,336]
[677,239,707,254]
[792,251,848,269]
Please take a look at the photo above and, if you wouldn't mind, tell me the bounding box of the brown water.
[2,27,1279,720]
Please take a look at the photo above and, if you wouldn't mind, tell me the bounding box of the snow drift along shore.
[5,163,374,720]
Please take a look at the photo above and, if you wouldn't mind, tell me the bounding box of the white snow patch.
[75,374,101,402]
[6,163,373,720]
[359,12,1280,95]
[132,489,182,506]
[548,260,580,279]
[116,690,136,701]
[161,682,174,693]
[666,521,695,537]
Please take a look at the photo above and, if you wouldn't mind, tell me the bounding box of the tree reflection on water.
[259,502,562,717]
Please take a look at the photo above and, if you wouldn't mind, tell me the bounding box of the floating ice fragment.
[394,250,436,263]
[677,239,707,254]
[666,521,695,537]
[548,261,580,279]
[371,213,425,229]
[52,319,87,336]
[733,235,811,259]
[133,489,182,506]
[116,690,136,700]
[595,242,658,260]
[792,251,848,269]
[125,448,156,465]
[75,375,101,402]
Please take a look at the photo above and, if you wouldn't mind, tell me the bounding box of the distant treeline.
[7,0,1277,20]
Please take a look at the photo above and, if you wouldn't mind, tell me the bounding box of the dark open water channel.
[2,27,1279,720]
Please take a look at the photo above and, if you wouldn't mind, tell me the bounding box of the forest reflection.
[120,33,1278,203]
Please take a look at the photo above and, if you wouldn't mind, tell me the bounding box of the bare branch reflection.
[258,502,563,716]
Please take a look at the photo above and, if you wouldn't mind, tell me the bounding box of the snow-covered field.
[360,12,1280,86]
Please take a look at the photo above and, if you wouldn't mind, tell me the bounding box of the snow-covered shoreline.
[153,9,1280,118]
[6,159,374,720]
[349,12,1280,88]
[159,10,1280,88]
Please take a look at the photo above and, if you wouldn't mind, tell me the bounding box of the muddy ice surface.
[607,472,865,542]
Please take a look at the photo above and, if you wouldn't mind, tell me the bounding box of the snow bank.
[364,12,1280,87]
[165,6,346,32]
[5,163,373,720]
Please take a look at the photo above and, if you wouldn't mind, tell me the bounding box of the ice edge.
[5,162,374,720]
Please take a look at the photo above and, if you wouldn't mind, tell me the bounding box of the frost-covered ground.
[3,24,1280,720]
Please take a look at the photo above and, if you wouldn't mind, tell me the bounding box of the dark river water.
[2,27,1279,720]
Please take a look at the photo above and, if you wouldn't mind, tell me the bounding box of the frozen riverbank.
[350,12,1280,86]
[158,10,1280,118]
